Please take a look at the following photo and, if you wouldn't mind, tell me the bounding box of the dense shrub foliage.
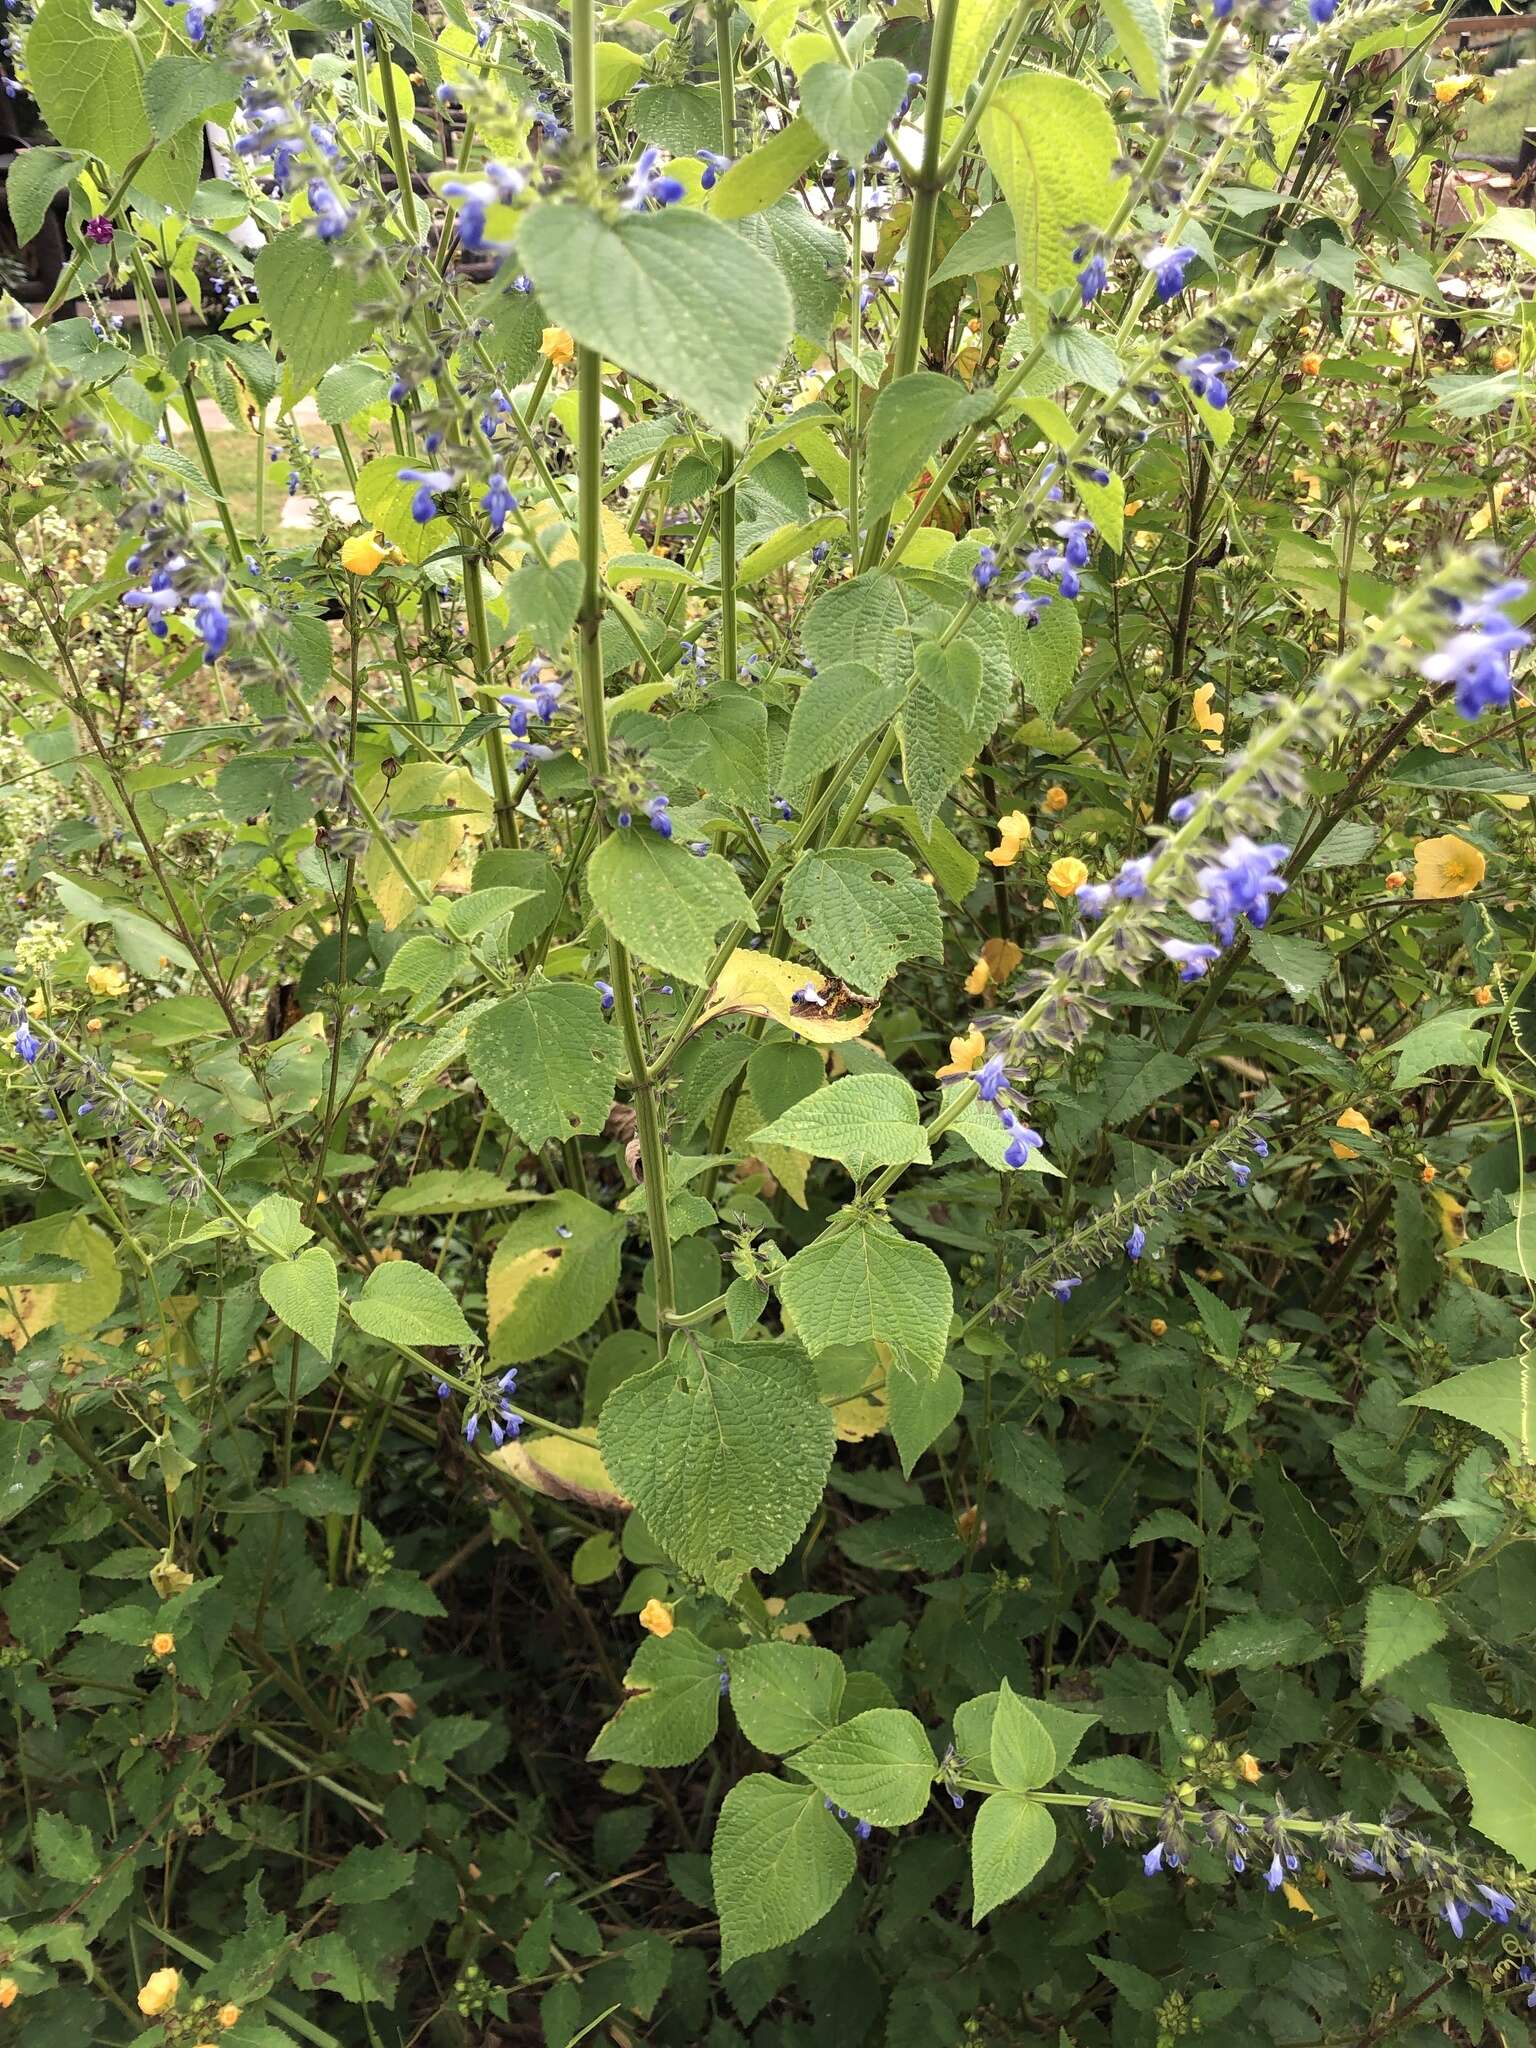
[2,0,1536,2041]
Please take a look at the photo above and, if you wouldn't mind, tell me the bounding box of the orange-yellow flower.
[1148,1317,1168,1338]
[1384,870,1406,891]
[1492,346,1517,372]
[1046,856,1088,898]
[1042,784,1069,815]
[216,2005,242,2029]
[964,956,992,996]
[1299,351,1322,376]
[1413,833,1485,900]
[540,326,575,366]
[980,938,1023,984]
[985,810,1031,867]
[1473,984,1493,1007]
[1191,682,1225,750]
[86,962,128,999]
[1420,1160,1437,1185]
[1330,1108,1372,1160]
[137,1969,181,2017]
[150,1631,175,1658]
[937,1027,986,1078]
[0,1978,16,2009]
[638,1598,673,1639]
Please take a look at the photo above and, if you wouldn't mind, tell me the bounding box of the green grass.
[1460,53,1536,160]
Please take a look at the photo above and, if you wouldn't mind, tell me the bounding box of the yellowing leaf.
[489,1431,628,1510]
[696,950,877,1045]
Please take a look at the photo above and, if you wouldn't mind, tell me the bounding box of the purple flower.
[1420,580,1529,721]
[1125,1224,1146,1260]
[1167,796,1198,825]
[1266,1852,1286,1891]
[1142,244,1197,301]
[1477,1884,1517,1924]
[307,178,351,242]
[699,150,732,189]
[1188,836,1289,945]
[1054,517,1094,569]
[975,1054,1007,1103]
[13,1022,41,1063]
[83,215,115,245]
[1442,1897,1468,1940]
[1049,1275,1082,1305]
[1179,347,1238,409]
[1309,0,1337,22]
[595,980,614,1013]
[1230,1161,1251,1187]
[190,589,229,663]
[646,794,673,839]
[972,545,1000,594]
[1253,1137,1269,1159]
[1076,249,1108,306]
[481,469,516,535]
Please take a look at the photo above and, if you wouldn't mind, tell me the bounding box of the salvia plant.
[0,0,1535,2040]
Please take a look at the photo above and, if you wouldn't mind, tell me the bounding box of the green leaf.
[254,229,374,403]
[502,558,583,654]
[1434,1706,1536,1869]
[728,1642,845,1752]
[887,1361,963,1476]
[34,1810,100,1885]
[1404,1355,1534,1461]
[658,688,770,810]
[708,115,825,222]
[350,1260,475,1350]
[977,72,1124,304]
[781,847,942,992]
[259,1247,339,1362]
[1186,1614,1328,1673]
[315,357,392,426]
[487,1192,625,1365]
[1362,1585,1447,1687]
[928,201,1016,286]
[878,804,980,903]
[1249,1466,1352,1610]
[1100,0,1168,96]
[971,1795,1055,1922]
[779,1211,953,1380]
[372,1169,520,1217]
[24,0,148,173]
[588,827,757,985]
[991,1680,1056,1793]
[800,58,909,160]
[466,980,624,1150]
[736,198,845,347]
[0,1420,58,1528]
[1393,1008,1489,1088]
[781,663,914,791]
[798,1707,936,1827]
[598,1338,836,1595]
[142,53,243,139]
[353,454,456,564]
[946,1096,1062,1177]
[311,1844,416,1906]
[590,1629,725,1766]
[1183,1273,1244,1363]
[7,147,79,248]
[748,1072,929,1180]
[272,1469,360,1515]
[519,201,793,444]
[738,516,845,585]
[712,1775,856,1970]
[1389,745,1536,797]
[1250,929,1332,999]
[947,0,1012,104]
[1449,1217,1536,1278]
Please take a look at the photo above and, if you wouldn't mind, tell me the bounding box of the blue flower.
[1189,836,1289,945]
[1178,347,1238,409]
[811,541,830,565]
[1477,1884,1517,1923]
[699,150,732,189]
[1420,580,1529,720]
[595,979,614,1013]
[481,469,516,535]
[398,467,456,523]
[1125,1224,1146,1260]
[1143,1842,1167,1877]
[1350,1849,1384,1875]
[1113,856,1154,901]
[1076,248,1108,306]
[1053,517,1094,569]
[191,589,229,663]
[1142,244,1197,301]
[122,573,180,638]
[972,545,1001,594]
[307,178,351,242]
[772,796,793,820]
[1167,796,1198,825]
[1160,938,1221,982]
[1230,1161,1251,1187]
[1442,1896,1468,1940]
[975,1054,1007,1103]
[646,794,673,839]
[1253,1137,1269,1159]
[626,146,686,208]
[1309,0,1337,22]
[1049,1275,1082,1305]
[1265,1851,1286,1891]
[1001,1116,1043,1169]
[13,1022,40,1063]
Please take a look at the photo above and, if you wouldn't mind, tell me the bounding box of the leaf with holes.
[467,981,625,1150]
[487,1193,625,1365]
[781,848,942,992]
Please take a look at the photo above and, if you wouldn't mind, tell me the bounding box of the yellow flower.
[1412,833,1485,900]
[1473,984,1493,1007]
[0,1978,16,2008]
[980,938,1023,985]
[1299,350,1322,376]
[1042,784,1069,815]
[216,2005,241,2030]
[1330,1108,1371,1161]
[1384,870,1406,891]
[1420,1160,1437,1185]
[985,809,1031,867]
[1492,346,1517,372]
[1434,74,1476,103]
[1148,1317,1167,1338]
[1046,856,1089,898]
[937,1027,985,1079]
[340,530,401,576]
[150,1631,176,1658]
[964,955,992,997]
[540,326,575,366]
[137,1968,181,2017]
[1236,1751,1263,1784]
[1191,682,1225,750]
[638,1598,673,1639]
[86,962,128,999]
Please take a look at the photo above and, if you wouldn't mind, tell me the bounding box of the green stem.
[375,33,422,242]
[462,553,520,847]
